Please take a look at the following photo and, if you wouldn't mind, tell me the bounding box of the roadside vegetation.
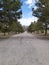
[28,21,44,34]
[0,0,24,38]
[32,0,49,36]
[27,21,49,39]
[28,0,49,37]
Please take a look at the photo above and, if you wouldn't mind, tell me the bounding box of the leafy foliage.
[0,0,23,35]
[10,21,24,33]
[28,21,44,33]
[33,0,49,35]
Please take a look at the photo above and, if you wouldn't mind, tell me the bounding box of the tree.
[0,0,22,35]
[34,21,44,33]
[28,21,44,33]
[33,0,49,35]
[15,22,24,33]
[10,21,24,33]
[28,22,34,33]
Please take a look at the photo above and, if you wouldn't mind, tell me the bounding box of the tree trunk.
[45,23,47,36]
[8,32,9,35]
[4,32,6,36]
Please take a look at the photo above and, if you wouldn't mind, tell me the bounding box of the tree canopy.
[0,0,23,35]
[33,0,49,35]
[0,0,22,22]
[28,21,44,33]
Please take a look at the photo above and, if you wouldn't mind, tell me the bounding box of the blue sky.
[18,0,38,26]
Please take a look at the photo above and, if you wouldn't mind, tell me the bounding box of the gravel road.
[0,32,49,65]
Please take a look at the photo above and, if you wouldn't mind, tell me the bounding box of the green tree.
[28,21,44,33]
[33,0,49,35]
[16,22,24,33]
[0,0,22,35]
[0,22,10,36]
[34,21,44,33]
[28,22,35,33]
[10,21,24,33]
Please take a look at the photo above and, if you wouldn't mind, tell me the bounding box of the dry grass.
[0,33,11,39]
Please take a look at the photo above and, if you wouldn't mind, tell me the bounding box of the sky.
[18,0,38,26]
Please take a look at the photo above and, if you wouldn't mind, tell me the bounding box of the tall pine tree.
[0,0,22,35]
[33,0,49,35]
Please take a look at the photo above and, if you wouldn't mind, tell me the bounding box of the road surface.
[0,32,49,65]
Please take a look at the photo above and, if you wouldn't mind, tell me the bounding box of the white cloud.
[25,0,35,8]
[18,17,38,26]
[25,0,32,4]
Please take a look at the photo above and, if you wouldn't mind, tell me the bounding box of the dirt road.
[0,32,49,65]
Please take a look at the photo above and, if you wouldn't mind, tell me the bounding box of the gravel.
[0,32,49,65]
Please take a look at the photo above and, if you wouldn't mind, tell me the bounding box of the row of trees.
[32,0,49,35]
[0,21,24,35]
[28,21,44,33]
[0,0,24,35]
